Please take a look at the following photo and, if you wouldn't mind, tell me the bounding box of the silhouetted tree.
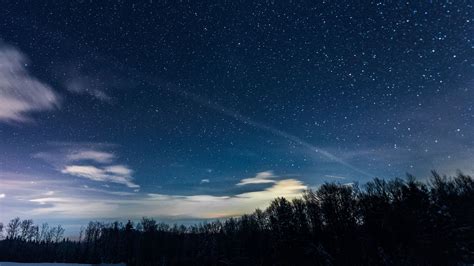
[0,222,4,239]
[1,172,473,265]
[6,217,21,239]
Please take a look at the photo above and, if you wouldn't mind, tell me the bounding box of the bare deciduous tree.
[6,217,21,239]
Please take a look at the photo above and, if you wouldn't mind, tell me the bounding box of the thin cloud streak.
[165,86,373,177]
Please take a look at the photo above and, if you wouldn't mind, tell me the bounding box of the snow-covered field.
[0,263,125,266]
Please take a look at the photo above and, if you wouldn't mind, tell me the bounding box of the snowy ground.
[0,263,125,266]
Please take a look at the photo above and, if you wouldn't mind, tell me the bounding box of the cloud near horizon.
[27,177,306,219]
[0,44,60,123]
[0,171,307,221]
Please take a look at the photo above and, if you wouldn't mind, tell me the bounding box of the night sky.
[0,1,473,230]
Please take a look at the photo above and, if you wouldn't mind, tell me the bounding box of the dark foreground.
[1,172,473,265]
[0,263,125,266]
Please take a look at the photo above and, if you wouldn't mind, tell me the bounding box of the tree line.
[0,171,473,265]
[0,217,65,243]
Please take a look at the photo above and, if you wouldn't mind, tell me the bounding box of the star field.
[0,1,473,230]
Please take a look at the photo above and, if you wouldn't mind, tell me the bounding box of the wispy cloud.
[0,193,5,199]
[236,171,276,186]
[30,196,119,217]
[60,56,139,102]
[0,43,60,123]
[35,143,139,188]
[67,150,115,164]
[65,76,111,101]
[61,165,138,188]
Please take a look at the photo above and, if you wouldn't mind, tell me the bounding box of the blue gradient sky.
[0,1,473,232]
